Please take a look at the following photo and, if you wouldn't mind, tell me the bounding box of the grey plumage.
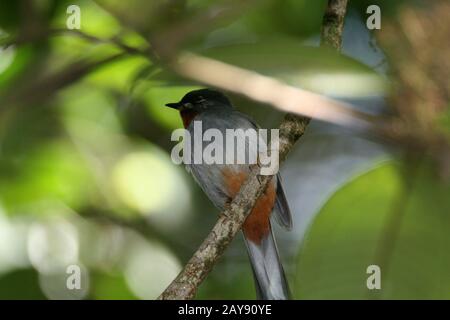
[170,89,292,300]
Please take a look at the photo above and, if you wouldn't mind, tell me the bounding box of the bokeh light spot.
[112,148,191,230]
[27,218,79,273]
[123,233,181,299]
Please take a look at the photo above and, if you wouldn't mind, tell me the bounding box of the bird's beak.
[165,102,181,110]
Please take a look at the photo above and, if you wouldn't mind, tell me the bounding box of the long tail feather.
[243,224,290,300]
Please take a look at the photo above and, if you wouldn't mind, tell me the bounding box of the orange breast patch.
[222,168,276,244]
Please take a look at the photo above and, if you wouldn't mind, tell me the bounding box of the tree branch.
[321,0,348,50]
[158,0,349,300]
[0,52,126,111]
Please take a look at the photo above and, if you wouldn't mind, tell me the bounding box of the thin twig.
[1,28,149,57]
[321,0,348,50]
[158,0,349,300]
[0,52,126,110]
[0,28,151,112]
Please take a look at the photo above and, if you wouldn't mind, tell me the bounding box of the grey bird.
[166,88,292,299]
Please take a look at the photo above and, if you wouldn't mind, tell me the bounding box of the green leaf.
[204,40,387,96]
[295,161,450,299]
[94,0,185,34]
[0,45,35,89]
[91,271,137,299]
[0,269,46,299]
[243,0,328,38]
[154,39,388,97]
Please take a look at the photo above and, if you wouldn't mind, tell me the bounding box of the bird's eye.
[183,102,194,109]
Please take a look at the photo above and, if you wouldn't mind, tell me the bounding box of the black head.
[165,89,232,112]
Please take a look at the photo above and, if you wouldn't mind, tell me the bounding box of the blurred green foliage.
[0,0,448,300]
[296,161,450,299]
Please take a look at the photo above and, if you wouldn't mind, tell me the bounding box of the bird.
[166,88,292,300]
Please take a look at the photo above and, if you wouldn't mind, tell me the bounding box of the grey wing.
[225,112,293,228]
[185,110,259,210]
[187,162,230,211]
[236,111,293,229]
[272,173,293,230]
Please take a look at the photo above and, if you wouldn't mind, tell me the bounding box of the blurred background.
[0,0,449,299]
